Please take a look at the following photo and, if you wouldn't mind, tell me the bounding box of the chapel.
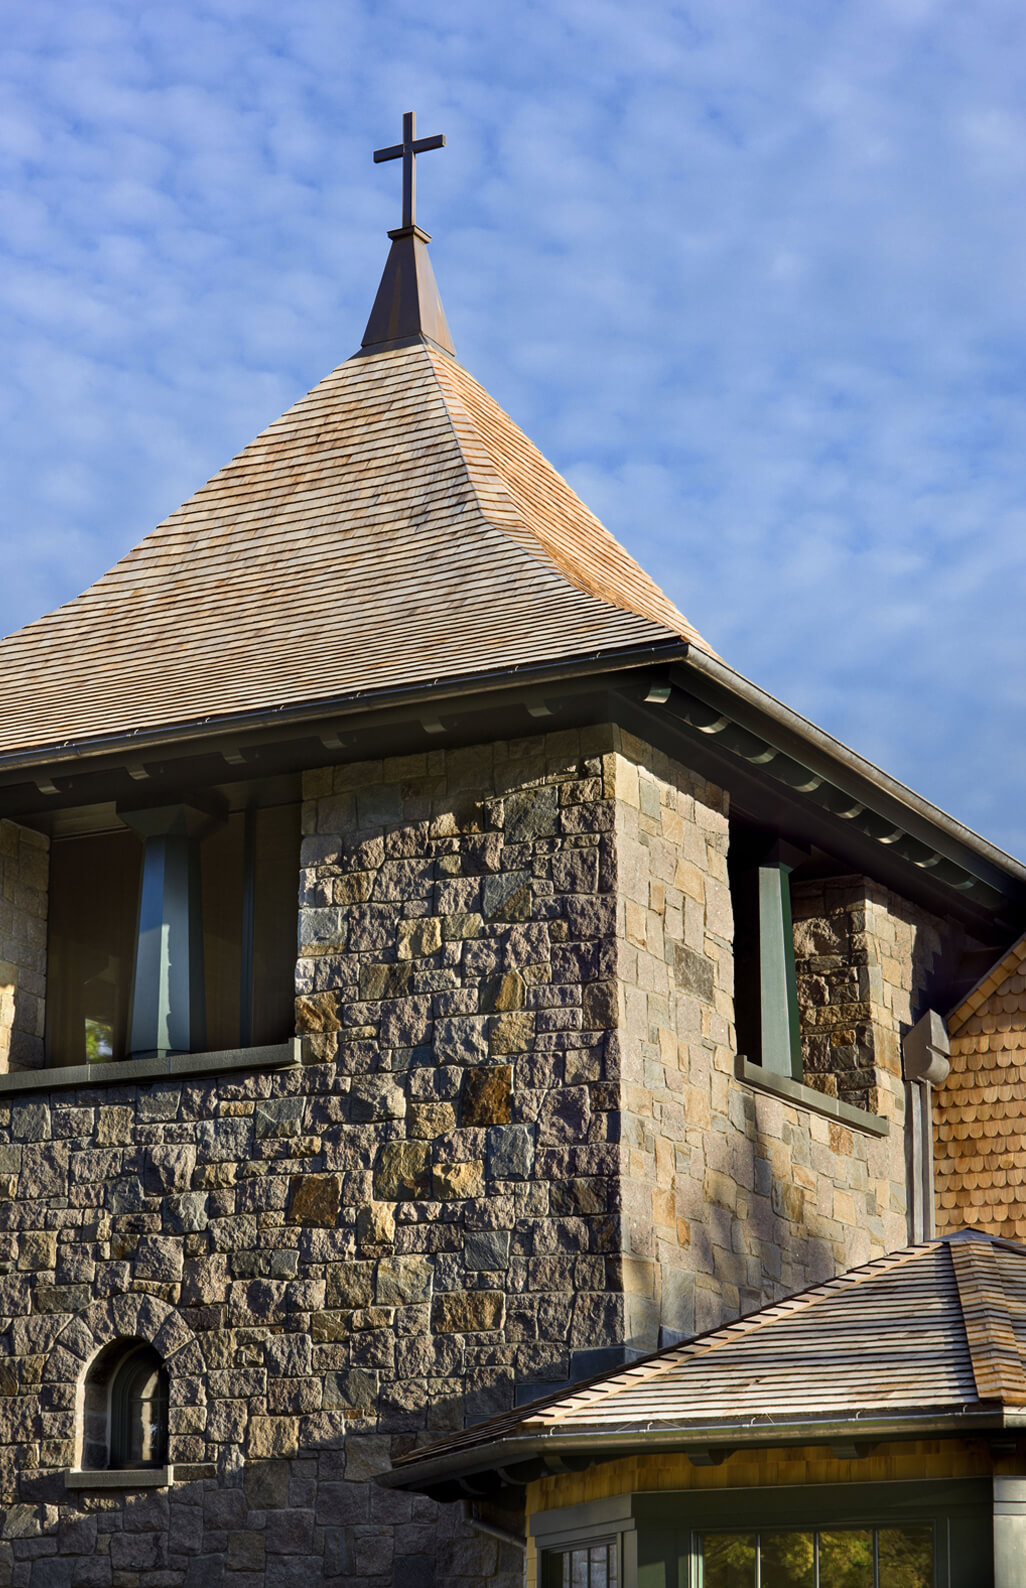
[0,117,1024,1588]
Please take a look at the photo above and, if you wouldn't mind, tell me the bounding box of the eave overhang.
[380,1405,1007,1500]
[2,639,1023,937]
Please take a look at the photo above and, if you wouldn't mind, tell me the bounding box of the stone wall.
[0,819,48,1074]
[792,875,947,1117]
[610,750,926,1330]
[0,728,955,1586]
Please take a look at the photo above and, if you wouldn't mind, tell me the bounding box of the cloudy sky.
[2,0,1026,853]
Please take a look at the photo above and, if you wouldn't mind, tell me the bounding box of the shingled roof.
[0,243,710,765]
[384,1232,1026,1491]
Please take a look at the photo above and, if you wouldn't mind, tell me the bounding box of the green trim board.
[0,1038,303,1096]
[733,1054,890,1137]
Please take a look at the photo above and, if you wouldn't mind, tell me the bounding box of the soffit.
[0,338,710,763]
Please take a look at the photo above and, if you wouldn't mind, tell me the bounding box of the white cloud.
[3,0,1026,854]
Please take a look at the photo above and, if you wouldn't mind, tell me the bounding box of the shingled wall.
[936,938,1026,1241]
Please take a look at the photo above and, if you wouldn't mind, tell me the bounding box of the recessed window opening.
[82,1339,169,1471]
[727,819,803,1080]
[45,796,299,1066]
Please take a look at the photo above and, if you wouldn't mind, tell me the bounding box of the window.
[82,1340,169,1471]
[543,1542,618,1587]
[45,796,299,1066]
[699,1525,933,1587]
[728,822,803,1080]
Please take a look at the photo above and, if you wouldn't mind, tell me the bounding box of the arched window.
[82,1339,169,1471]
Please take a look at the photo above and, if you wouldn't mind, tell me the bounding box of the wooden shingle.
[0,339,712,762]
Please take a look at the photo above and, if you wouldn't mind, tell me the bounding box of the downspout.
[902,1010,951,1241]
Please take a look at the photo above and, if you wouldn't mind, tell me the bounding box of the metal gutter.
[380,1407,1004,1492]
[0,640,692,781]
[676,648,1026,888]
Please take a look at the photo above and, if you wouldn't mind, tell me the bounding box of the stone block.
[325,1262,374,1308]
[504,787,558,842]
[357,1202,396,1246]
[374,1141,431,1201]
[322,1369,378,1412]
[482,871,532,922]
[247,1415,299,1459]
[465,1230,511,1270]
[431,1290,504,1333]
[480,971,526,1012]
[434,1016,487,1064]
[488,1012,534,1055]
[461,1066,512,1126]
[582,981,618,1030]
[376,1255,431,1305]
[287,1173,342,1227]
[432,1161,484,1200]
[486,1125,534,1180]
[359,962,413,1001]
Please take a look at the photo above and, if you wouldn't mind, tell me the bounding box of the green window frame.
[695,1522,934,1586]
[542,1537,620,1588]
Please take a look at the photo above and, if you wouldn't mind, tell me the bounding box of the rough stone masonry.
[0,725,947,1587]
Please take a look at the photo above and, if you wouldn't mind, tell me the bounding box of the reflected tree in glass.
[702,1534,756,1588]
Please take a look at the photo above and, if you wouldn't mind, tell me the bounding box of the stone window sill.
[0,1038,304,1096]
[734,1055,890,1138]
[65,1466,173,1490]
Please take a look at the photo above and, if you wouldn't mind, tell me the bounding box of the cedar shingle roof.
[0,336,710,762]
[938,941,1026,1240]
[386,1233,1026,1488]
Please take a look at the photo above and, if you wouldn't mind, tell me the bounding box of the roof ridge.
[524,1241,939,1429]
[424,345,712,653]
[949,1236,1026,1404]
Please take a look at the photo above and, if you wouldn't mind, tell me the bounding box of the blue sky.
[3,1,1026,853]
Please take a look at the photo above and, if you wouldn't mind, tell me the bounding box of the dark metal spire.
[362,112,454,355]
[373,111,445,232]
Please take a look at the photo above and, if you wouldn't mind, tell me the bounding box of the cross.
[373,111,445,232]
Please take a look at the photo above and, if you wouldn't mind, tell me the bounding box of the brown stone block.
[323,1262,373,1310]
[359,962,413,1001]
[295,992,341,1033]
[488,1012,534,1055]
[461,1066,512,1126]
[247,1415,298,1459]
[287,1173,341,1227]
[480,970,526,1013]
[373,1141,431,1201]
[432,1162,484,1200]
[431,1290,504,1333]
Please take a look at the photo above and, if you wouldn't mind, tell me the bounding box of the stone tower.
[0,129,1022,1588]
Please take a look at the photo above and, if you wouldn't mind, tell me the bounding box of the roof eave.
[674,648,1026,894]
[0,637,693,780]
[380,1405,1005,1494]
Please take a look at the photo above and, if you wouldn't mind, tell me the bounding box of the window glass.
[877,1527,933,1588]
[699,1527,933,1588]
[702,1534,756,1588]
[761,1531,815,1587]
[547,1542,618,1588]
[819,1530,874,1588]
[46,829,141,1067]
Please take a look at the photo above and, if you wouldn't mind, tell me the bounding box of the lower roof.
[384,1232,1026,1495]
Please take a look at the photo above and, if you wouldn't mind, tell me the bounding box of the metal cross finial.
[373,111,445,232]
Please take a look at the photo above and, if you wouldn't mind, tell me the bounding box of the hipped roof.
[385,1232,1026,1491]
[0,315,709,763]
